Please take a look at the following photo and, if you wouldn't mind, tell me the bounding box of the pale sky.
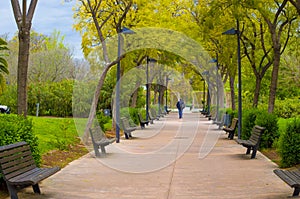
[0,0,83,59]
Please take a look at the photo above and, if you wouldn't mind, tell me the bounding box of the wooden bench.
[120,117,138,139]
[236,125,266,159]
[138,113,149,129]
[0,141,60,199]
[89,127,116,157]
[273,167,300,197]
[223,118,238,139]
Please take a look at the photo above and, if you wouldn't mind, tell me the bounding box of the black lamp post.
[222,19,242,139]
[116,27,135,143]
[210,57,219,121]
[165,76,171,113]
[202,70,210,114]
[201,78,206,112]
[146,57,157,121]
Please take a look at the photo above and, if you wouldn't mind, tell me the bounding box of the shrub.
[0,114,40,165]
[236,108,279,149]
[96,111,111,132]
[255,111,279,149]
[241,108,260,139]
[273,98,300,118]
[279,118,300,168]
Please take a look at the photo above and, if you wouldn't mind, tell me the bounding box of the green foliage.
[241,108,260,139]
[226,108,238,123]
[96,111,111,132]
[279,118,300,168]
[31,116,80,154]
[241,108,279,149]
[0,114,40,165]
[52,120,77,151]
[255,111,279,149]
[273,97,300,119]
[120,107,139,125]
[1,80,74,117]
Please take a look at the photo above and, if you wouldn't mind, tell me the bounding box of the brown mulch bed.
[41,143,88,168]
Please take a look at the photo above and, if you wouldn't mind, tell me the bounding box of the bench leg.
[246,147,251,155]
[251,148,257,159]
[7,184,19,199]
[93,145,101,157]
[125,132,130,139]
[100,145,106,155]
[228,132,234,139]
[32,184,41,194]
[293,187,300,196]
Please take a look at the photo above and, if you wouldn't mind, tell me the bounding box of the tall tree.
[254,0,298,112]
[11,0,38,116]
[74,0,134,143]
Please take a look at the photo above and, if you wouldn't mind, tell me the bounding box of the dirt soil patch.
[261,148,281,166]
[41,143,88,168]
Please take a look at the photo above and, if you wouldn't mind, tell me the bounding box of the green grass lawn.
[30,116,85,154]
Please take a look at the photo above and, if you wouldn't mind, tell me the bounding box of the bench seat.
[274,168,300,196]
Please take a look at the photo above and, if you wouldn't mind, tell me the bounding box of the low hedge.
[279,118,300,168]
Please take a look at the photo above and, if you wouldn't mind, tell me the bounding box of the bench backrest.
[120,117,128,129]
[249,125,266,145]
[0,141,37,181]
[150,108,157,117]
[138,113,144,121]
[89,127,105,142]
[230,118,238,129]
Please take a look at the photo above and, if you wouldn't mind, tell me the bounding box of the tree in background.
[11,0,38,116]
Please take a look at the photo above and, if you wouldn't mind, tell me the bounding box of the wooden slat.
[274,169,300,188]
[0,141,27,152]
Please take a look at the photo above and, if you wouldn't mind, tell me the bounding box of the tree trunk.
[229,76,236,110]
[131,88,138,107]
[268,46,281,113]
[17,29,30,116]
[253,77,262,108]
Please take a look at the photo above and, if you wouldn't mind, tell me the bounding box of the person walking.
[176,99,185,119]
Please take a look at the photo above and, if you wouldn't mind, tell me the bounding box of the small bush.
[0,114,40,165]
[255,110,279,149]
[96,111,111,132]
[241,108,260,139]
[279,118,300,168]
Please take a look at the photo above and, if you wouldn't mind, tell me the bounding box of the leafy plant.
[0,114,40,165]
[279,118,300,168]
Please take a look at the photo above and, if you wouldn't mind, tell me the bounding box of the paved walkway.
[10,112,293,199]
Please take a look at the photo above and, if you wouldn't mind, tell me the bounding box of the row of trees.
[0,1,299,143]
